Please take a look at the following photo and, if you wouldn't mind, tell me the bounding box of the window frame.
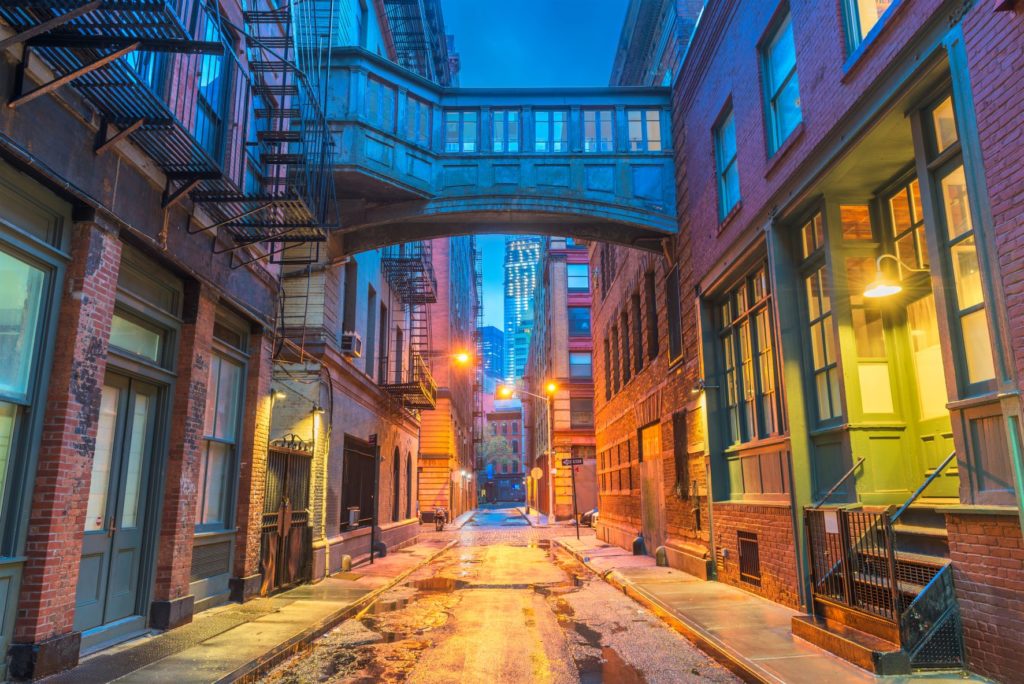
[444,110,479,153]
[627,109,663,152]
[534,110,569,153]
[569,351,593,379]
[583,108,614,152]
[714,107,740,219]
[568,306,591,337]
[405,92,432,148]
[761,12,802,155]
[841,0,897,55]
[666,265,684,364]
[492,109,521,152]
[566,263,590,293]
[570,397,595,428]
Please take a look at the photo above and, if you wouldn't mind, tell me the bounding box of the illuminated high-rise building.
[503,236,542,380]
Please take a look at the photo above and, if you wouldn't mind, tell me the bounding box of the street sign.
[561,457,584,466]
[530,467,543,480]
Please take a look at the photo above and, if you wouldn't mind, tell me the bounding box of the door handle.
[107,516,117,538]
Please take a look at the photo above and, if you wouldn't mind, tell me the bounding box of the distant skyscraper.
[503,236,542,380]
[479,325,504,381]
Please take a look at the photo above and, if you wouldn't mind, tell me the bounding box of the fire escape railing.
[0,0,336,268]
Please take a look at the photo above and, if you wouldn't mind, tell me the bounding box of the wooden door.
[75,375,158,632]
[639,424,667,552]
[260,446,312,595]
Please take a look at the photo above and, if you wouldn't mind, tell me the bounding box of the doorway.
[75,374,159,641]
[638,423,666,552]
[260,445,313,595]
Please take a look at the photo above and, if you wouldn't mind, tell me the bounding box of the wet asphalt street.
[260,507,739,683]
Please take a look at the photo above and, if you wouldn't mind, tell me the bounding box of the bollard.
[341,554,352,572]
[655,546,668,567]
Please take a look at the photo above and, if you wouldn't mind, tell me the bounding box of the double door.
[75,374,158,635]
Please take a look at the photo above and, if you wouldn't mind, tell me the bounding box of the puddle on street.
[407,576,468,592]
[577,646,649,684]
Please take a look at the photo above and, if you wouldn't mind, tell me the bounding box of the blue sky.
[440,0,628,328]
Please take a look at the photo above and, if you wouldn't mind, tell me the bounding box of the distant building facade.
[524,237,597,520]
[478,325,505,382]
[503,236,543,380]
[481,403,526,503]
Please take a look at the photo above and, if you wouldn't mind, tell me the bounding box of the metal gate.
[260,441,313,595]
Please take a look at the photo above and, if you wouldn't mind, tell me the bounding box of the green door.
[75,374,158,635]
[904,294,958,498]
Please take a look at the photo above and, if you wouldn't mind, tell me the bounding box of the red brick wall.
[946,513,1024,683]
[14,220,122,643]
[713,503,800,609]
[152,285,216,603]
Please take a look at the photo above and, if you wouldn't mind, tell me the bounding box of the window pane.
[961,308,996,384]
[462,112,477,151]
[767,19,796,91]
[202,441,230,525]
[932,96,958,154]
[0,402,15,512]
[86,385,119,531]
[858,363,894,414]
[0,250,45,398]
[445,112,459,152]
[110,314,161,362]
[951,237,984,310]
[121,393,149,528]
[214,356,242,441]
[941,165,973,239]
[907,295,950,419]
[628,111,643,151]
[854,0,893,39]
[570,352,592,378]
[645,111,661,151]
[816,371,834,420]
[719,111,736,160]
[568,307,591,335]
[773,73,802,141]
[852,308,885,358]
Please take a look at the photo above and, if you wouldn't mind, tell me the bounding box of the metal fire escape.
[380,0,452,85]
[380,241,437,410]
[471,237,484,469]
[0,0,336,269]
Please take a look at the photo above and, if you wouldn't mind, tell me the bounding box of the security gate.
[260,441,313,595]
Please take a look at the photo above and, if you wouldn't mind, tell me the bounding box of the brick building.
[480,402,526,503]
[594,0,1024,678]
[524,237,598,521]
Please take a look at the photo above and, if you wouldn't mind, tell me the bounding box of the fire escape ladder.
[471,237,484,465]
[380,241,437,409]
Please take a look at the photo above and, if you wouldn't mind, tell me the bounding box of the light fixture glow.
[454,351,471,365]
[863,279,903,298]
[497,385,514,398]
[312,404,326,415]
[545,381,557,395]
[272,390,287,400]
[863,253,926,299]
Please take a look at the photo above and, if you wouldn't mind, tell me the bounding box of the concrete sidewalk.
[45,538,454,683]
[555,536,986,684]
[516,506,549,527]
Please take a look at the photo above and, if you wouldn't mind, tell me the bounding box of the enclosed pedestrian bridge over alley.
[327,48,677,255]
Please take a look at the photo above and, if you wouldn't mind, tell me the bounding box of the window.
[719,267,780,444]
[762,14,802,154]
[800,214,841,422]
[611,325,621,393]
[620,311,632,384]
[512,439,519,454]
[567,263,589,292]
[714,108,740,218]
[583,109,614,152]
[645,271,659,359]
[196,347,244,528]
[570,352,592,379]
[843,0,894,51]
[110,312,163,363]
[492,109,520,152]
[342,260,358,334]
[406,93,431,147]
[534,110,568,152]
[570,398,594,428]
[666,266,683,362]
[512,422,519,434]
[603,338,612,400]
[364,286,377,378]
[341,437,375,529]
[366,76,397,130]
[445,110,478,152]
[627,110,662,151]
[568,306,591,336]
[631,294,643,373]
[195,14,228,162]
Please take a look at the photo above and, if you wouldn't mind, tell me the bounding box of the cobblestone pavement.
[259,508,738,683]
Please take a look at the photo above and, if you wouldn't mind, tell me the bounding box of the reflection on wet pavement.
[259,508,739,683]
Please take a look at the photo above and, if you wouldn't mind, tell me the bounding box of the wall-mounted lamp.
[691,378,719,395]
[863,253,928,299]
[272,389,287,400]
[312,404,326,415]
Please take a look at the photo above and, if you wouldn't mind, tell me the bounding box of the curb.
[223,539,458,683]
[516,507,546,528]
[552,540,773,684]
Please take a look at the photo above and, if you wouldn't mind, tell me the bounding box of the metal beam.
[7,41,140,108]
[29,35,224,55]
[0,1,101,52]
[94,116,144,155]
[161,176,201,209]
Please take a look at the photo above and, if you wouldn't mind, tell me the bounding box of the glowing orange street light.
[453,351,471,365]
[497,384,514,398]
[545,381,557,395]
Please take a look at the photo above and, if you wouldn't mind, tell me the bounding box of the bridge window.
[762,13,802,154]
[570,352,592,379]
[366,76,397,131]
[493,110,520,152]
[445,110,478,152]
[406,94,431,147]
[714,107,740,219]
[535,110,568,152]
[627,110,662,152]
[583,109,614,152]
[567,263,589,292]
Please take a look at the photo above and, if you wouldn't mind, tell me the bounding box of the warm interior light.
[272,389,287,400]
[545,381,557,394]
[863,278,903,298]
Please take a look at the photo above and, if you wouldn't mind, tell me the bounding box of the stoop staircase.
[794,453,964,674]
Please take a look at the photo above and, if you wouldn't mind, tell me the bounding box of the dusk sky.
[440,0,628,329]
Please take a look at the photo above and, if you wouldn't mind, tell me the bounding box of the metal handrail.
[890,450,957,524]
[812,457,865,508]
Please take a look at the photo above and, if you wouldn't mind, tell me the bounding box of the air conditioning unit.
[340,331,362,358]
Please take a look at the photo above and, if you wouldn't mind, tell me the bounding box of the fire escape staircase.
[379,241,437,410]
[0,0,336,269]
[795,452,964,674]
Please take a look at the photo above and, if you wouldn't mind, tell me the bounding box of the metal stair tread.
[851,570,927,595]
[891,522,949,538]
[793,614,902,653]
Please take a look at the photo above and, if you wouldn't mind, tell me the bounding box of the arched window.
[405,453,413,519]
[392,447,401,522]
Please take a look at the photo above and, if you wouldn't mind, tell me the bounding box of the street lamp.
[453,351,472,365]
[497,382,557,519]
